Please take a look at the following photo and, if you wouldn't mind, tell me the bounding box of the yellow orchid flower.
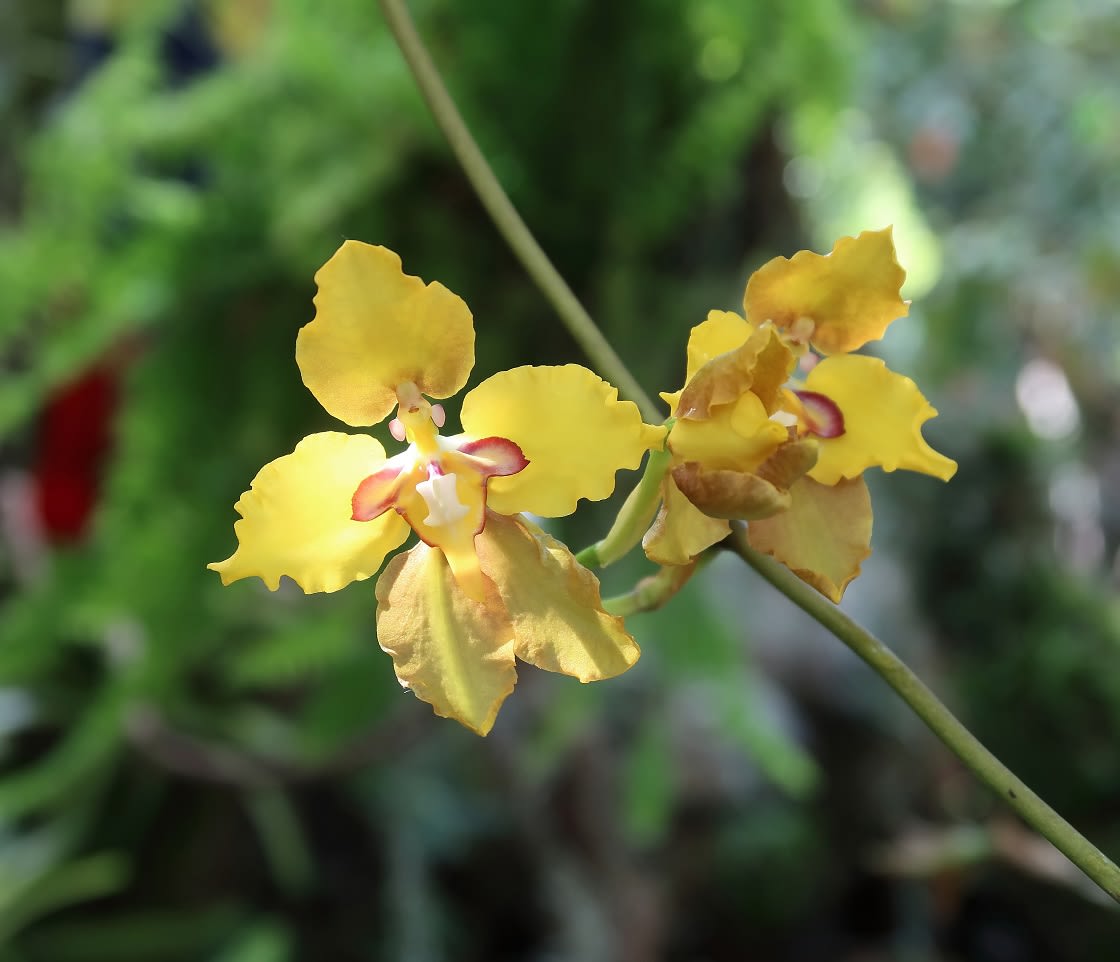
[643,312,817,565]
[739,229,956,601]
[645,228,956,603]
[744,227,958,488]
[210,241,664,735]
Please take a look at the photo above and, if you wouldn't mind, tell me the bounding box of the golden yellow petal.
[743,228,908,355]
[668,392,788,473]
[476,514,640,681]
[375,543,516,736]
[684,310,753,383]
[296,242,475,426]
[642,476,731,565]
[676,324,795,419]
[209,432,410,593]
[747,476,873,602]
[460,365,664,518]
[803,354,958,485]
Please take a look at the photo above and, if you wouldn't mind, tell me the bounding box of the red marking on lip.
[458,437,529,478]
[795,390,845,439]
[352,464,406,521]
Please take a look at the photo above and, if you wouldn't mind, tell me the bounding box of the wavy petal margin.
[209,432,410,593]
[743,228,908,355]
[296,242,475,426]
[460,365,664,518]
[804,354,957,485]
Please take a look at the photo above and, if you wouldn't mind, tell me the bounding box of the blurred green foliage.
[1,0,1119,958]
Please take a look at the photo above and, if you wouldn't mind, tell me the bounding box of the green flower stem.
[376,0,660,424]
[577,436,674,568]
[378,0,1120,904]
[727,524,1120,903]
[602,558,705,617]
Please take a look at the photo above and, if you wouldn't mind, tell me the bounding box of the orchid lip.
[351,460,409,521]
[351,432,527,528]
[795,389,845,439]
[456,436,529,478]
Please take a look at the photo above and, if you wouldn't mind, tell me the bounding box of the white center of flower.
[415,471,469,527]
[769,409,799,427]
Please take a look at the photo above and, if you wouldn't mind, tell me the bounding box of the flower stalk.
[727,524,1120,902]
[577,430,674,568]
[601,557,705,617]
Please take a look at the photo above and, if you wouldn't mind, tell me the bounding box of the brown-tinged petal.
[746,476,873,603]
[676,324,794,419]
[683,310,754,384]
[754,438,820,490]
[476,514,640,681]
[375,542,516,736]
[671,462,791,521]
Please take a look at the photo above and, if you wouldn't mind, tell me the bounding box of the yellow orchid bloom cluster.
[212,229,954,734]
[644,228,957,601]
[211,241,664,735]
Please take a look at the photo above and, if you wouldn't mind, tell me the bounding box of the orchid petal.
[375,543,515,735]
[676,323,795,418]
[296,242,475,426]
[670,438,817,522]
[747,476,873,603]
[460,365,664,518]
[477,514,639,681]
[683,310,753,383]
[643,476,731,565]
[209,432,409,593]
[754,437,820,491]
[744,228,908,355]
[672,462,790,520]
[803,354,957,485]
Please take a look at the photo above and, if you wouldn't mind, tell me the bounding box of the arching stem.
[376,0,660,424]
[727,525,1120,902]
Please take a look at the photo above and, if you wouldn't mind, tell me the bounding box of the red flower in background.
[33,366,118,542]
